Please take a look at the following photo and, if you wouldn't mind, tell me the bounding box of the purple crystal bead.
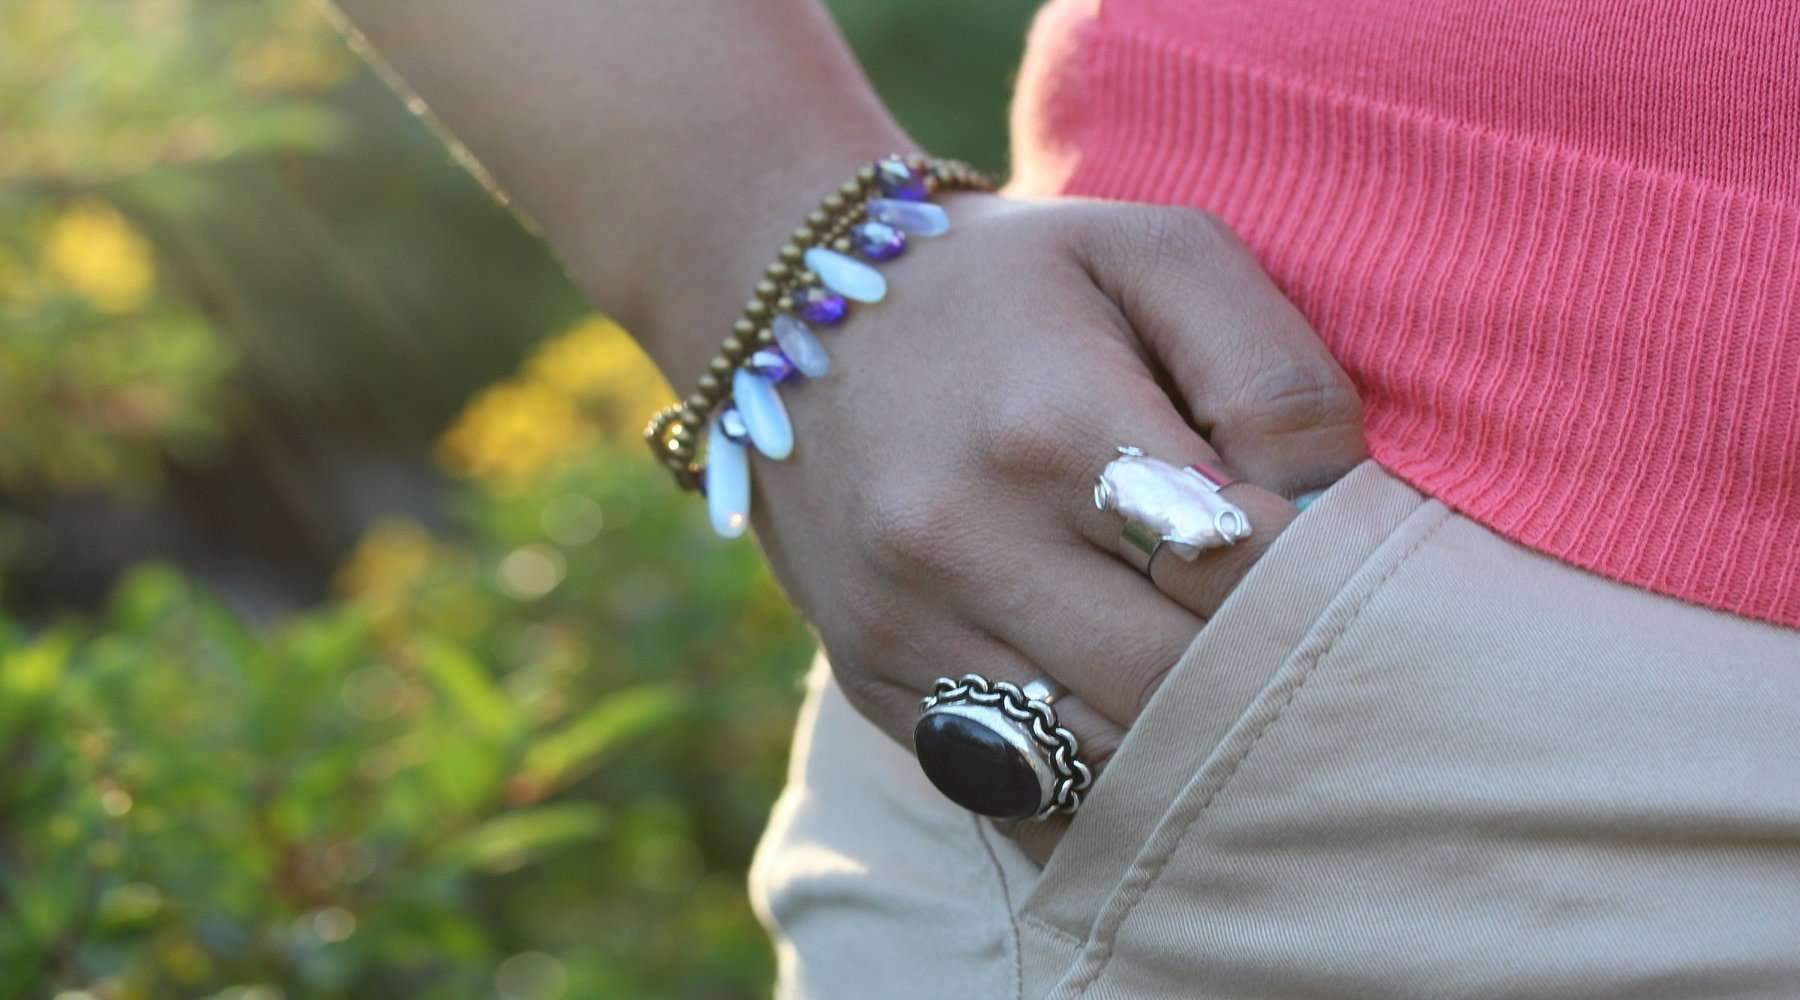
[747,347,797,383]
[876,157,927,201]
[851,220,907,261]
[791,285,848,326]
[719,405,751,442]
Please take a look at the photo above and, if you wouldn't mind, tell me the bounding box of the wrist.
[580,125,918,390]
[637,154,995,505]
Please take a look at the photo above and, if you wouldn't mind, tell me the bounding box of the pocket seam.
[974,817,1029,1000]
[1022,911,1084,947]
[1059,506,1454,997]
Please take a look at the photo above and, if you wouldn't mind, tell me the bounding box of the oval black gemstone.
[914,711,1042,820]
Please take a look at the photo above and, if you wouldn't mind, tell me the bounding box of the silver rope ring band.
[914,673,1094,821]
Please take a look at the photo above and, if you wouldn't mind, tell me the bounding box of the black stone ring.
[913,674,1094,821]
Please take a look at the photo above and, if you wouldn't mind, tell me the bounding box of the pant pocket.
[1014,461,1437,991]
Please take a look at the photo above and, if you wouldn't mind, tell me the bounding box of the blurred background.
[0,1,1039,996]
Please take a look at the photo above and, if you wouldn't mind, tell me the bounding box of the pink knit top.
[1011,0,1800,627]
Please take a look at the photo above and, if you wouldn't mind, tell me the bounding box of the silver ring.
[1118,519,1165,577]
[1093,444,1253,560]
[914,674,1092,821]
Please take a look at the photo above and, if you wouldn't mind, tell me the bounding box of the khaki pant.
[749,463,1800,999]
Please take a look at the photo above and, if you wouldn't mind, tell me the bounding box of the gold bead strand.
[646,156,992,491]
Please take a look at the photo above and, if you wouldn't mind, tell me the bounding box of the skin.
[336,0,1367,859]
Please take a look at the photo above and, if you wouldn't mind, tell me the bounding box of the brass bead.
[754,279,778,300]
[779,243,803,263]
[831,237,852,253]
[679,407,705,427]
[685,393,710,412]
[765,261,790,281]
[756,326,776,346]
[856,165,876,185]
[792,226,814,244]
[799,270,820,286]
[838,179,862,197]
[721,336,746,360]
[707,357,731,377]
[732,318,756,338]
[821,192,845,211]
[696,373,720,395]
[776,295,794,312]
[805,210,828,228]
[744,299,768,318]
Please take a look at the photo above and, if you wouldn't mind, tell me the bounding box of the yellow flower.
[43,200,156,314]
[436,379,595,486]
[526,316,675,437]
[337,517,438,604]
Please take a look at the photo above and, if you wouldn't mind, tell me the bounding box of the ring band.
[1094,445,1254,560]
[914,673,1093,821]
[1187,460,1237,491]
[1118,519,1165,576]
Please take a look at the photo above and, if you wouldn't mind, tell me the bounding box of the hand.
[746,192,1365,854]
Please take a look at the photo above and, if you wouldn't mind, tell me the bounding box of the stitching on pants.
[1065,507,1453,996]
[975,817,1027,1000]
[1023,911,1084,947]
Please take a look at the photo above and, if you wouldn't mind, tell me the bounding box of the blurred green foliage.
[0,0,1039,996]
[2,448,813,997]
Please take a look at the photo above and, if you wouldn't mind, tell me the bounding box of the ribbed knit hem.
[1047,26,1800,628]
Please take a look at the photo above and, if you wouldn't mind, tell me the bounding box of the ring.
[1094,445,1253,560]
[1118,519,1165,576]
[914,674,1093,821]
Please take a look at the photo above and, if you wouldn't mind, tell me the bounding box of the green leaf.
[417,639,517,743]
[434,803,607,873]
[0,631,70,700]
[519,684,681,795]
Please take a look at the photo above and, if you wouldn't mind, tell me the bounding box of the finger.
[829,625,1124,777]
[976,543,1201,726]
[1072,204,1366,498]
[1062,374,1301,621]
[1143,482,1298,615]
[869,633,1125,832]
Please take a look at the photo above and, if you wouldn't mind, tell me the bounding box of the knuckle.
[861,489,971,582]
[826,652,917,738]
[1077,729,1120,778]
[979,378,1097,483]
[1225,360,1364,438]
[1108,204,1234,267]
[1129,650,1182,719]
[831,576,908,655]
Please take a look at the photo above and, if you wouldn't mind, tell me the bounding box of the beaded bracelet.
[643,154,992,537]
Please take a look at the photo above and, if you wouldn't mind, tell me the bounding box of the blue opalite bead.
[876,157,927,201]
[792,285,848,325]
[867,198,949,237]
[772,314,830,378]
[852,220,907,261]
[732,367,794,460]
[804,247,886,303]
[748,347,797,383]
[719,405,750,443]
[705,414,750,538]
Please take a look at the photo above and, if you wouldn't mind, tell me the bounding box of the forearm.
[334,0,912,384]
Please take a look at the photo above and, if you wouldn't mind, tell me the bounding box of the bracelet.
[642,154,993,537]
